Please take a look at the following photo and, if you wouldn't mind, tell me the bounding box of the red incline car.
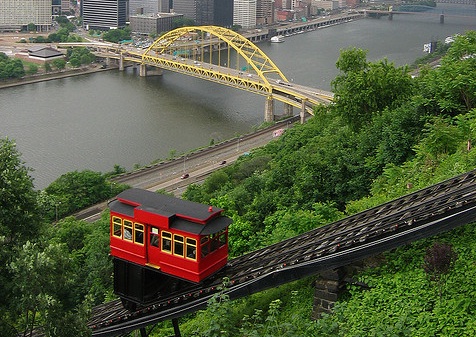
[109,188,232,309]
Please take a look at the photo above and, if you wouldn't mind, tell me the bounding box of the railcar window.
[124,220,133,241]
[112,217,122,238]
[150,227,159,247]
[219,229,227,246]
[162,231,172,253]
[211,233,220,251]
[186,238,197,260]
[174,234,184,257]
[134,223,144,244]
[201,236,210,257]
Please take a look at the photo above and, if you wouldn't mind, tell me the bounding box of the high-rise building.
[196,0,233,26]
[129,0,170,15]
[172,0,232,26]
[82,0,127,30]
[171,0,196,21]
[256,0,274,26]
[61,0,71,14]
[0,0,52,32]
[130,12,183,35]
[233,0,256,29]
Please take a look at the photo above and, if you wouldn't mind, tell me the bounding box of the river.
[1,3,475,190]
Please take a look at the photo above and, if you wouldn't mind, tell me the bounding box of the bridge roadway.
[120,48,333,116]
[89,169,476,336]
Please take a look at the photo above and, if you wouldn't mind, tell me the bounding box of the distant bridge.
[59,26,334,122]
[436,0,476,4]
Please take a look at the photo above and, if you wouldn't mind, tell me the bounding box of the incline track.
[90,169,476,336]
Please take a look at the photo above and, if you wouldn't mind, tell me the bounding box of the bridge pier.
[440,14,444,24]
[312,268,346,319]
[264,96,275,122]
[388,12,393,20]
[284,103,293,117]
[119,54,124,71]
[300,98,309,124]
[140,64,146,76]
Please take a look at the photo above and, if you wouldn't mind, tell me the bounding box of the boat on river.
[271,35,284,43]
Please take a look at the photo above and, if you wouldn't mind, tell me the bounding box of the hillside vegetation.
[177,30,476,336]
[0,31,475,336]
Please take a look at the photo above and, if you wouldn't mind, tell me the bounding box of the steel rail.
[90,169,476,336]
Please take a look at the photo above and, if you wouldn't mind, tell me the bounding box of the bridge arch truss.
[141,26,288,96]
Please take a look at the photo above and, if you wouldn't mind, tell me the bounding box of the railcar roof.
[109,188,231,235]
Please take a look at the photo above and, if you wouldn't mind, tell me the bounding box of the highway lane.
[75,118,298,222]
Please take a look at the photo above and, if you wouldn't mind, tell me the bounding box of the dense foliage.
[0,53,25,80]
[0,138,127,336]
[102,27,132,43]
[28,16,81,43]
[178,31,476,335]
[1,31,475,336]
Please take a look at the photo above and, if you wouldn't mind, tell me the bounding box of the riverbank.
[0,63,117,89]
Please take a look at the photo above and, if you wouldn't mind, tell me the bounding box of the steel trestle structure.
[89,169,476,336]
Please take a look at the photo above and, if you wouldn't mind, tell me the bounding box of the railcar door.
[147,226,161,268]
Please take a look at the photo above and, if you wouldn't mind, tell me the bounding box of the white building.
[234,0,257,29]
[0,0,52,32]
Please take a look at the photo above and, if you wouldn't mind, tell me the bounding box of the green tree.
[26,63,38,75]
[45,170,111,216]
[69,57,81,67]
[417,31,476,116]
[0,138,39,250]
[53,58,66,70]
[9,241,90,336]
[0,57,25,79]
[0,138,41,334]
[27,23,36,32]
[331,48,413,131]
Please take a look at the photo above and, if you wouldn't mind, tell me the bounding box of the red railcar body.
[109,188,231,306]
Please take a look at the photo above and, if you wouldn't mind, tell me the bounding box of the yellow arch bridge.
[62,26,334,122]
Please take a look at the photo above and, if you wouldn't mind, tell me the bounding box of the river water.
[1,4,475,189]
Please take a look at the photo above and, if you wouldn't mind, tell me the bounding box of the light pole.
[237,138,242,152]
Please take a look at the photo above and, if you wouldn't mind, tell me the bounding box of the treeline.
[27,16,81,43]
[0,138,128,336]
[0,47,96,80]
[0,31,475,336]
[0,53,24,79]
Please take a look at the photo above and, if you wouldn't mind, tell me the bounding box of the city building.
[309,0,339,13]
[171,0,196,21]
[256,0,274,26]
[129,0,170,15]
[0,0,52,32]
[129,12,183,35]
[82,0,127,31]
[171,0,233,26]
[195,0,233,26]
[61,0,71,14]
[234,0,257,29]
[15,46,65,64]
[53,0,61,16]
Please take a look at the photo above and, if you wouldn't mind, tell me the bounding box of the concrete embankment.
[0,64,117,89]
